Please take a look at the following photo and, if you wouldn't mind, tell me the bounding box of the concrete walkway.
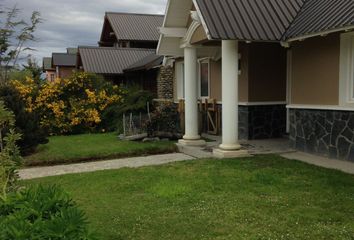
[281,152,354,175]
[19,153,195,180]
[20,145,354,180]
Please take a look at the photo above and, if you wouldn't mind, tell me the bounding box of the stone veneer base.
[289,108,354,162]
[239,105,286,140]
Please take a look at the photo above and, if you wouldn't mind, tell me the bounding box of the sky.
[1,0,167,65]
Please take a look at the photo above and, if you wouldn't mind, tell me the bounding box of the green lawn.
[25,133,177,166]
[25,155,354,240]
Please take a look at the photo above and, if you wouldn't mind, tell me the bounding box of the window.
[50,74,55,82]
[339,32,354,106]
[175,62,185,99]
[198,59,210,98]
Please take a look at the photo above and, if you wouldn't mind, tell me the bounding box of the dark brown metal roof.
[283,0,354,40]
[106,12,164,41]
[78,47,155,74]
[52,53,77,67]
[195,0,354,41]
[196,0,305,41]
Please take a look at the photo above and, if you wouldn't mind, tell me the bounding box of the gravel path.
[19,153,195,180]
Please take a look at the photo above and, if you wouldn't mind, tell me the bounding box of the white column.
[220,40,241,151]
[183,46,200,140]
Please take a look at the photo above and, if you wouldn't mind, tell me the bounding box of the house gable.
[157,0,194,56]
[99,17,117,47]
[99,12,164,48]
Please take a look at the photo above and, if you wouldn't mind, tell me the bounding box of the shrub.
[0,130,22,196]
[0,101,23,196]
[146,102,181,138]
[0,185,97,240]
[101,85,154,132]
[11,72,124,135]
[0,84,48,154]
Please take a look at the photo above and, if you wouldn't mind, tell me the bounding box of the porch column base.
[213,148,250,159]
[219,143,242,151]
[178,139,206,147]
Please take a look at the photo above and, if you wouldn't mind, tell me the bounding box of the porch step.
[176,143,214,159]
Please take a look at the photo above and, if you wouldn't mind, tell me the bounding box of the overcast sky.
[1,0,167,64]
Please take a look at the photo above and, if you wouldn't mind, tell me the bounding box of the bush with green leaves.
[0,83,48,154]
[0,185,97,240]
[146,102,181,138]
[0,101,22,196]
[101,85,154,132]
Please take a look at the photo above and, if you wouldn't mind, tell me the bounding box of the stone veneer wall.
[238,105,286,140]
[289,109,354,162]
[157,66,174,100]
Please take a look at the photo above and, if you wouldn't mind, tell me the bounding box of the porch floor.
[177,134,354,175]
[177,134,294,159]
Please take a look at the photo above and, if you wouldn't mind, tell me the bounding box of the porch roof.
[196,0,354,42]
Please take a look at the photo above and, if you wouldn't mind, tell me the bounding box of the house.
[42,48,77,81]
[77,12,164,96]
[157,0,354,161]
[52,52,77,79]
[42,57,56,82]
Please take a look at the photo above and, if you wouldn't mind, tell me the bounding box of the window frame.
[198,58,211,99]
[339,32,354,107]
[175,61,185,100]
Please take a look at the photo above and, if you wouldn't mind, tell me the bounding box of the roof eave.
[286,25,354,43]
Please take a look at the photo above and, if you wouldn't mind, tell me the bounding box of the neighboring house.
[42,48,77,81]
[52,52,77,79]
[43,57,56,82]
[158,0,354,161]
[77,12,164,96]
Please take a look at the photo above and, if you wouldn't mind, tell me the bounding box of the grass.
[25,155,354,240]
[24,133,177,166]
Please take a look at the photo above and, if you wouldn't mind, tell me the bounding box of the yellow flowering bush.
[11,72,123,134]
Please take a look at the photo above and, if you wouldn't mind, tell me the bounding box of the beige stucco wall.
[209,43,249,102]
[208,42,285,103]
[209,60,221,101]
[239,43,249,102]
[248,43,287,102]
[291,33,340,105]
